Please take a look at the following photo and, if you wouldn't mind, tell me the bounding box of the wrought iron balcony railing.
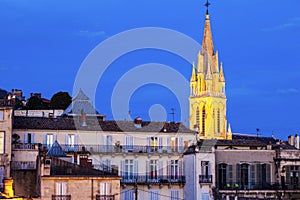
[199,175,213,183]
[45,144,187,154]
[12,143,39,150]
[96,195,115,200]
[121,175,185,184]
[218,182,300,190]
[52,195,71,200]
[11,161,36,170]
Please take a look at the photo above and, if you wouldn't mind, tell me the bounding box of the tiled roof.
[13,116,194,133]
[62,89,101,116]
[48,156,118,177]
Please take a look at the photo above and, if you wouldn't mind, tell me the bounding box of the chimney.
[295,134,300,149]
[134,117,142,128]
[288,135,294,146]
[267,141,272,150]
[163,122,167,132]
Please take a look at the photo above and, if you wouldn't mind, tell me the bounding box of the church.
[189,5,231,140]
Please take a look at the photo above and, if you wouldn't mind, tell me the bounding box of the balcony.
[11,161,36,170]
[96,195,115,200]
[199,175,213,183]
[52,195,71,200]
[121,175,186,185]
[55,144,186,154]
[12,143,39,150]
[217,182,300,190]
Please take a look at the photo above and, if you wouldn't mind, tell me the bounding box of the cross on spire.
[204,0,211,15]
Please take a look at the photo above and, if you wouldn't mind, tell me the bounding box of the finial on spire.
[204,0,211,15]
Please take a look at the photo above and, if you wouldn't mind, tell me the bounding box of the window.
[201,161,209,177]
[286,165,300,189]
[202,106,206,136]
[170,160,179,180]
[122,159,138,181]
[237,164,250,189]
[100,182,111,195]
[0,111,3,121]
[150,160,158,180]
[56,182,67,195]
[168,137,183,153]
[150,190,159,200]
[122,190,134,200]
[25,133,34,144]
[147,137,162,153]
[44,134,55,148]
[0,132,4,154]
[125,136,134,152]
[101,159,111,173]
[170,190,179,200]
[218,163,227,189]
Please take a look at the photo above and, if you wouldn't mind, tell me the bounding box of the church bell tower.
[189,2,232,140]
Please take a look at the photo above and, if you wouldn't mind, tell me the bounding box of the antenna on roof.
[256,128,261,138]
[170,108,175,122]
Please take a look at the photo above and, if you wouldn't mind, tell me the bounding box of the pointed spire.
[191,62,196,82]
[202,1,214,56]
[219,62,225,82]
[205,61,212,80]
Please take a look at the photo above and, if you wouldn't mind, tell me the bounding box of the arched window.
[202,106,206,136]
[196,107,200,128]
[217,108,221,133]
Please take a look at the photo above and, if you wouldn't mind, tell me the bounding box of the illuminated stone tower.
[189,6,232,140]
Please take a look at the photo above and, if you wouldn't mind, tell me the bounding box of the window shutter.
[266,164,271,184]
[134,160,138,179]
[24,133,28,143]
[167,161,171,179]
[53,134,57,143]
[31,133,35,144]
[106,182,111,195]
[43,134,47,146]
[146,160,150,179]
[228,165,233,186]
[178,137,183,153]
[158,160,163,180]
[286,166,290,185]
[100,182,105,195]
[147,137,151,153]
[158,137,162,153]
[121,160,125,177]
[236,164,241,186]
[179,160,183,176]
[56,182,61,195]
[62,182,67,195]
[74,134,79,152]
[250,164,256,189]
[167,137,171,153]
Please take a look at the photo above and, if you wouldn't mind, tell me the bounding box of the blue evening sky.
[0,0,300,138]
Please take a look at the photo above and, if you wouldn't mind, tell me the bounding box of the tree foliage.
[50,92,71,109]
[26,96,49,109]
